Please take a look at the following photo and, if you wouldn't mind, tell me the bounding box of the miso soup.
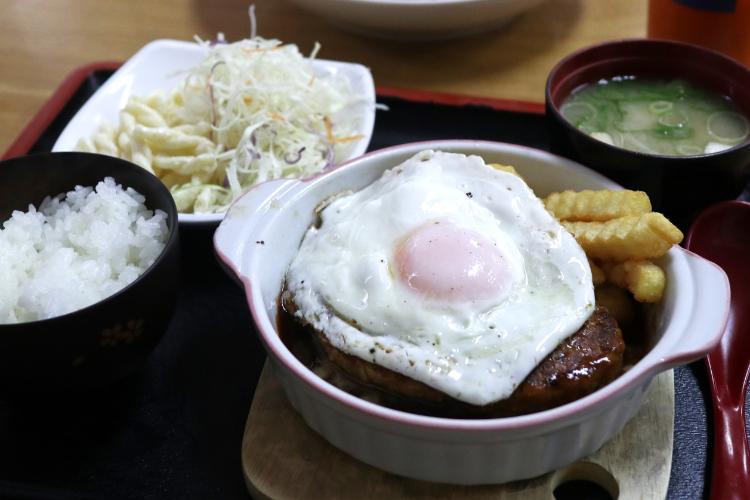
[560,77,749,156]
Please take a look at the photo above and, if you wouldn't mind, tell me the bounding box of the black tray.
[0,69,717,500]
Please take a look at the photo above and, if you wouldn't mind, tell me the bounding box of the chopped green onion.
[649,101,672,114]
[707,111,749,143]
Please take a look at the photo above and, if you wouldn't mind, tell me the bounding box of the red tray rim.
[2,61,545,161]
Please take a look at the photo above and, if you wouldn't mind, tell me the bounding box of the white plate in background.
[285,0,546,40]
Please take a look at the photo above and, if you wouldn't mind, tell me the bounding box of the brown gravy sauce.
[277,294,649,419]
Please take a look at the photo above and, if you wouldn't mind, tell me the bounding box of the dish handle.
[214,178,302,275]
[659,250,730,366]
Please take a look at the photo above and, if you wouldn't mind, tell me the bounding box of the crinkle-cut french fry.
[562,213,683,261]
[630,263,666,303]
[489,163,520,177]
[595,284,635,326]
[604,260,666,303]
[544,189,651,221]
[589,258,606,285]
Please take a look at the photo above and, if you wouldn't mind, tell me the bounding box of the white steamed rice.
[0,177,168,324]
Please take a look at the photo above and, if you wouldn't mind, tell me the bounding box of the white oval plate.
[52,39,377,226]
[285,0,547,41]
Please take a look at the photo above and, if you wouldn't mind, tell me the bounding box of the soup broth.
[560,77,749,156]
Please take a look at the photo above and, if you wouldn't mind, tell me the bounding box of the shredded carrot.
[243,96,253,105]
[332,134,365,144]
[324,116,362,143]
[242,44,286,53]
[323,117,335,143]
[271,112,285,121]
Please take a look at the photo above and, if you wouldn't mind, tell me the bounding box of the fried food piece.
[589,258,606,285]
[489,163,521,177]
[562,213,683,261]
[604,260,666,303]
[311,306,623,417]
[504,306,624,416]
[595,284,635,326]
[544,189,651,222]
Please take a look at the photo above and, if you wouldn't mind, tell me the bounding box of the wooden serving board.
[242,362,674,499]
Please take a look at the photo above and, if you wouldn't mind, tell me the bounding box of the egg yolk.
[395,222,511,302]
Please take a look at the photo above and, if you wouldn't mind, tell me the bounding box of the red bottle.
[648,0,750,66]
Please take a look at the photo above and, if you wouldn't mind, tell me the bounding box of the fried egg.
[285,150,594,406]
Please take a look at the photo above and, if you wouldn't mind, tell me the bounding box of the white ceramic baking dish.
[214,140,729,485]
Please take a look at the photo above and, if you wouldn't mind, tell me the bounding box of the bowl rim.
[0,151,179,329]
[216,139,729,432]
[545,37,750,161]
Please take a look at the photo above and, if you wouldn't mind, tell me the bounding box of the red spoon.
[686,200,750,500]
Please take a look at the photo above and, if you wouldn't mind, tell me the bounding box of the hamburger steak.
[281,292,625,418]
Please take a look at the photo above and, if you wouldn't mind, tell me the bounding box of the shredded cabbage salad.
[78,35,365,214]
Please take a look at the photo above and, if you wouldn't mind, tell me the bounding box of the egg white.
[285,150,595,406]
